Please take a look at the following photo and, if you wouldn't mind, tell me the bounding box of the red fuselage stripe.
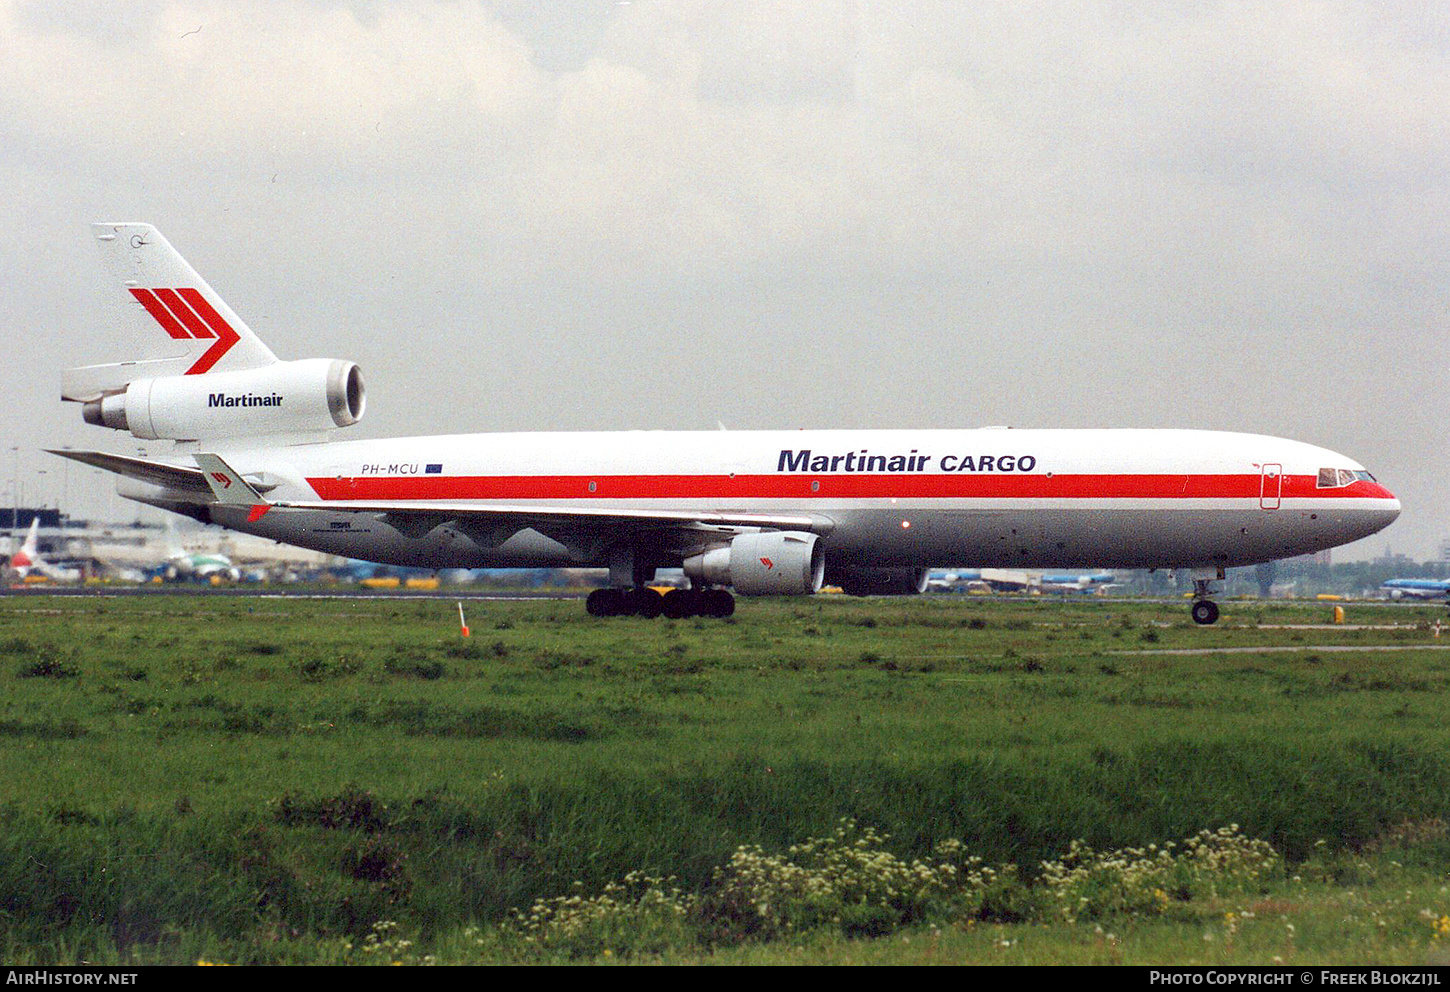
[305,473,1396,502]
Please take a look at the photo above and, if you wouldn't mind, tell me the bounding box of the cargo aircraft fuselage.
[55,224,1401,622]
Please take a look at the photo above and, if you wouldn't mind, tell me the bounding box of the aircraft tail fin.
[65,224,279,402]
[20,517,38,560]
[10,517,39,573]
[163,517,185,561]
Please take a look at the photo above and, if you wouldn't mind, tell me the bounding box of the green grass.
[0,593,1447,964]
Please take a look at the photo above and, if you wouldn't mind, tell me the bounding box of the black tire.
[1190,600,1219,625]
[586,588,624,617]
[662,589,697,619]
[582,588,629,612]
[704,589,735,618]
[633,587,664,618]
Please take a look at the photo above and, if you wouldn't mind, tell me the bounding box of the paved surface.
[2,585,582,601]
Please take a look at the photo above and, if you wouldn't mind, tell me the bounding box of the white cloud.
[0,0,1446,556]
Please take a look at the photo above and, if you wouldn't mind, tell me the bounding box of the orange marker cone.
[458,601,471,637]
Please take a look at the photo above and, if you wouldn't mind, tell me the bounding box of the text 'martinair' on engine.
[80,359,365,441]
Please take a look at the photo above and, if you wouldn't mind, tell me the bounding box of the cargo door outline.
[1259,463,1282,510]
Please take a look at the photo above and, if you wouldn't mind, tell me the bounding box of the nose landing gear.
[1190,597,1220,625]
[1186,567,1225,625]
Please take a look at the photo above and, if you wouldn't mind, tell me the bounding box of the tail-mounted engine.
[77,359,365,441]
[683,531,825,596]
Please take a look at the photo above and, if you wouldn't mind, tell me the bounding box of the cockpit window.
[1318,467,1374,488]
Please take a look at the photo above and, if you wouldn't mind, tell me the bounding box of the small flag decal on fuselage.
[425,464,443,474]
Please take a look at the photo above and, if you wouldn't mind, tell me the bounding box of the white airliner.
[7,518,80,583]
[51,224,1401,623]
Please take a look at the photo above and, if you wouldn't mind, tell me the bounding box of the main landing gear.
[585,587,736,619]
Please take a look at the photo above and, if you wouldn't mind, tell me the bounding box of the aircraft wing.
[47,449,213,499]
[194,455,830,535]
[266,498,830,538]
[54,449,833,540]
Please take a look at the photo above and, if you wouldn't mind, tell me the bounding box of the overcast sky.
[1,0,1445,561]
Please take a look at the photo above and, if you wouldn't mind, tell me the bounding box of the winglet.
[193,454,271,520]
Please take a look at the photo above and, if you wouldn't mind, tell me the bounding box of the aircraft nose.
[1378,495,1402,526]
[1363,488,1401,536]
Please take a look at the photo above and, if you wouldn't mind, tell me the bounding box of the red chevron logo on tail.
[128,287,241,374]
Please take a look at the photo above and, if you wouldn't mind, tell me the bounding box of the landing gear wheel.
[703,589,735,618]
[1190,600,1219,625]
[586,588,621,617]
[662,589,700,619]
[631,587,664,618]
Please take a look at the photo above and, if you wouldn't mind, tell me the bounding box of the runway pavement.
[1,584,584,601]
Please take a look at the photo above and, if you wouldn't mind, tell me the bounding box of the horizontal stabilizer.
[62,358,196,402]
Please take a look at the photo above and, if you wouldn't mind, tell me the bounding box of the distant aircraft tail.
[163,517,185,561]
[10,518,40,576]
[21,517,38,559]
[63,224,278,402]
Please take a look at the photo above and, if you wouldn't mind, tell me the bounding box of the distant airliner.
[51,224,1400,622]
[927,569,1115,594]
[1040,571,1116,593]
[162,519,239,582]
[1380,578,1450,601]
[7,518,80,583]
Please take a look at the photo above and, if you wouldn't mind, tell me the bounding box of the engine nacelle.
[826,565,930,596]
[82,359,365,441]
[683,531,825,596]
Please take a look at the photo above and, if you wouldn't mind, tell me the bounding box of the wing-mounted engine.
[75,359,365,441]
[682,531,825,596]
[825,565,929,596]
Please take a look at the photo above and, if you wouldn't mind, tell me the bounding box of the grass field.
[0,591,1448,964]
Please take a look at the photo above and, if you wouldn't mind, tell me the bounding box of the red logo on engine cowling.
[760,557,774,570]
